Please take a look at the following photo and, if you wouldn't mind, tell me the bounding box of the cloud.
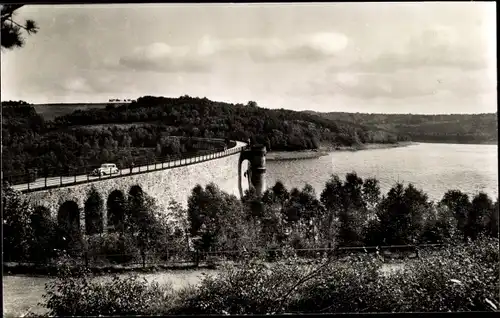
[338,25,491,73]
[301,67,495,101]
[118,42,212,73]
[114,31,349,73]
[61,77,94,93]
[223,32,349,62]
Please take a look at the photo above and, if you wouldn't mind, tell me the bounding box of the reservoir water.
[266,143,498,202]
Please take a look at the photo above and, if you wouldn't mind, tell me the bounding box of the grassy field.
[33,103,110,121]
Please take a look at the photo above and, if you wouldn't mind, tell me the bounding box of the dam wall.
[23,148,247,227]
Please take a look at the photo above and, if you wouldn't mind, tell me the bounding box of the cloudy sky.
[1,3,496,114]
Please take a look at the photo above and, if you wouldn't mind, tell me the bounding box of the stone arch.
[129,184,144,198]
[30,205,56,261]
[84,187,104,235]
[128,184,145,222]
[107,189,126,232]
[57,200,80,233]
[57,200,81,253]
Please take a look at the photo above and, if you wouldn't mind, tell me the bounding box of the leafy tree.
[440,190,471,238]
[362,177,381,210]
[2,184,33,261]
[320,174,344,213]
[1,5,39,50]
[466,192,493,240]
[377,183,431,245]
[336,173,367,246]
[420,203,458,244]
[486,199,499,238]
[187,183,248,253]
[319,174,344,247]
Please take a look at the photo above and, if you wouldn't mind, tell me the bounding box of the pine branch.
[7,17,38,34]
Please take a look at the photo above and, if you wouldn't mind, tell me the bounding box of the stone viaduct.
[17,141,267,233]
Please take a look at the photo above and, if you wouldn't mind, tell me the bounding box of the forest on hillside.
[306,111,498,144]
[52,96,404,148]
[2,97,402,181]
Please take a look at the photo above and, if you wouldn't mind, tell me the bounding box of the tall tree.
[440,189,471,238]
[337,173,366,246]
[467,192,493,240]
[377,183,431,245]
[2,184,33,261]
[1,5,39,50]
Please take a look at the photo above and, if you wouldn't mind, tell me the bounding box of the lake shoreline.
[266,141,416,161]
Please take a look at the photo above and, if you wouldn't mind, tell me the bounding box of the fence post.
[27,179,30,191]
[45,177,47,188]
[74,172,77,183]
[155,162,157,170]
[60,175,62,186]
[141,249,146,268]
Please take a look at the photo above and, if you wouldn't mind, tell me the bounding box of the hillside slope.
[52,95,404,151]
[305,111,498,144]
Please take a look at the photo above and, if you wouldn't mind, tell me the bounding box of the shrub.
[43,268,174,316]
[174,259,311,315]
[85,233,140,265]
[390,239,499,311]
[42,239,499,315]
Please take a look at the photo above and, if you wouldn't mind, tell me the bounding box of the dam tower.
[239,144,267,198]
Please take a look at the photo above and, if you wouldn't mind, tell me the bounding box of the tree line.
[52,95,404,149]
[3,172,498,265]
[308,111,498,144]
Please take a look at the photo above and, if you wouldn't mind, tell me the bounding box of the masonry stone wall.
[23,151,247,228]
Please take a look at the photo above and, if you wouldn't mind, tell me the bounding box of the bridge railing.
[5,139,246,193]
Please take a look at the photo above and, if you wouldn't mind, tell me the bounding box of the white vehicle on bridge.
[90,163,119,176]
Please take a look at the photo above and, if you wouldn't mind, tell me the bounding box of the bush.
[42,239,498,315]
[174,260,311,315]
[388,239,499,311]
[43,268,174,316]
[85,233,140,265]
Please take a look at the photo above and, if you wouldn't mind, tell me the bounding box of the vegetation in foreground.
[38,237,499,316]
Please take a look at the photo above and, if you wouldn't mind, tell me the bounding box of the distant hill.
[52,95,406,151]
[304,111,498,144]
[32,103,113,121]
